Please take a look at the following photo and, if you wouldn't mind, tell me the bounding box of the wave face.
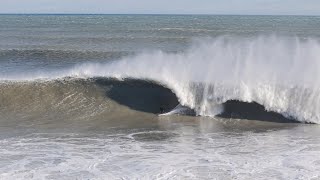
[2,35,320,123]
[0,79,178,122]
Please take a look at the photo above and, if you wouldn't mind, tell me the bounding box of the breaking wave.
[1,35,320,123]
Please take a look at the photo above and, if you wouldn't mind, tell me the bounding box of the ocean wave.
[1,35,320,123]
[0,49,131,61]
[0,78,296,123]
[0,78,178,122]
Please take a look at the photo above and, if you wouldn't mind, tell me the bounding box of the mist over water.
[1,15,320,179]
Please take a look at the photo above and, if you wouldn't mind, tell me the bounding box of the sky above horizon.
[0,0,319,15]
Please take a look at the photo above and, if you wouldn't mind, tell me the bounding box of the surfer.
[159,107,164,113]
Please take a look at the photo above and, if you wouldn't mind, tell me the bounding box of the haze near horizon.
[0,0,319,15]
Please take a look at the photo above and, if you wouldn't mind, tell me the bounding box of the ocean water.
[1,15,320,179]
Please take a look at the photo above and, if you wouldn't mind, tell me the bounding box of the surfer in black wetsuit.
[159,107,164,113]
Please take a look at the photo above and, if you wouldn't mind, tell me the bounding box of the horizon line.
[0,13,319,16]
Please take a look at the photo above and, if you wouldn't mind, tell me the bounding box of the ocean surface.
[1,15,320,179]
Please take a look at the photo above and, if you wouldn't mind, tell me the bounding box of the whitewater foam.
[1,35,320,123]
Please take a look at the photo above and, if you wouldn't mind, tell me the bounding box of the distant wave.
[0,49,131,60]
[1,35,320,123]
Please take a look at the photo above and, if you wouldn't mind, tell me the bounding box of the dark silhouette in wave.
[218,100,298,123]
[94,78,179,114]
[95,78,298,123]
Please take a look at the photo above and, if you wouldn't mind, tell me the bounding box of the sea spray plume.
[69,35,320,123]
[2,35,320,123]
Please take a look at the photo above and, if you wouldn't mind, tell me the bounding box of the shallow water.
[0,114,319,179]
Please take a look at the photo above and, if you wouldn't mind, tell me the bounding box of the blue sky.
[0,0,319,15]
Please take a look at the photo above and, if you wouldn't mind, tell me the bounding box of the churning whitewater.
[1,36,320,123]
